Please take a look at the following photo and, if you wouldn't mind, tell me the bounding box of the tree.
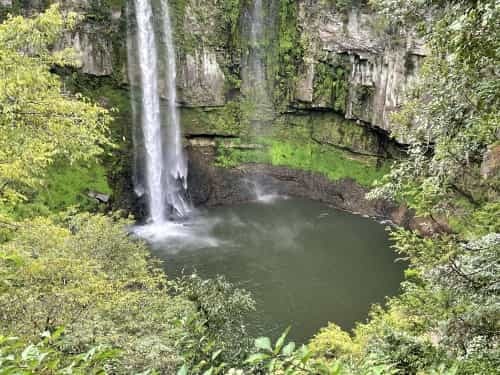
[0,5,112,215]
[368,0,499,216]
[0,331,118,375]
[356,1,500,373]
[0,212,192,373]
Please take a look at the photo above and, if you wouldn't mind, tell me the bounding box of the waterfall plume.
[129,0,190,223]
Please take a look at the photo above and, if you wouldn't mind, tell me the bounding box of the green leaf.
[268,358,277,372]
[211,349,223,361]
[328,361,343,375]
[274,326,291,354]
[254,336,272,352]
[245,353,271,364]
[21,345,38,361]
[281,341,295,356]
[177,364,189,375]
[297,345,312,364]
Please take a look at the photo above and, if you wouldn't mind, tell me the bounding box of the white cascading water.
[132,0,190,223]
[246,0,269,108]
[133,0,165,223]
[244,0,282,202]
[159,0,190,217]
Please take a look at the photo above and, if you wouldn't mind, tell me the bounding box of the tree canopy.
[0,5,112,213]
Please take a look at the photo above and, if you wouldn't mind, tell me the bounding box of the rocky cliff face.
[294,2,426,134]
[0,0,425,138]
[0,0,433,228]
[2,1,125,77]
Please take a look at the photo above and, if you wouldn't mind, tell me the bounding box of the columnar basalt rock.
[1,0,123,78]
[294,3,426,137]
[58,24,115,76]
[179,48,226,106]
[481,144,500,180]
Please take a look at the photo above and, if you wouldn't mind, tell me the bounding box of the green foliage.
[181,101,243,136]
[368,0,500,215]
[219,0,243,89]
[0,331,118,374]
[273,0,304,107]
[465,202,500,237]
[213,109,390,187]
[68,74,131,116]
[87,0,124,22]
[269,139,389,187]
[323,0,355,13]
[337,229,499,374]
[240,327,400,374]
[0,5,112,212]
[216,137,388,186]
[391,230,499,362]
[10,161,111,219]
[62,73,137,212]
[309,323,359,360]
[222,0,241,34]
[173,273,255,371]
[214,138,269,168]
[348,1,500,374]
[313,63,348,113]
[0,213,191,373]
[1,3,498,375]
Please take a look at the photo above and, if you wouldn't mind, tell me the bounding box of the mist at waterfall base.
[140,198,405,343]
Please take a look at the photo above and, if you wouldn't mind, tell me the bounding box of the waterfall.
[159,0,190,217]
[243,0,278,201]
[130,0,190,223]
[250,0,266,98]
[245,0,270,112]
[133,0,165,223]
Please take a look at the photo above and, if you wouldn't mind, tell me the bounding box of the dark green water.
[146,198,404,342]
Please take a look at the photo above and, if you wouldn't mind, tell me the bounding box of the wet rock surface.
[185,146,443,235]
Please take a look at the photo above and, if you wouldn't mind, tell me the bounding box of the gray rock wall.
[1,0,426,141]
[294,3,426,135]
[1,1,123,77]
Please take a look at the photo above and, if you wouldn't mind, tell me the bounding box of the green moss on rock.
[214,112,389,187]
[269,139,389,187]
[181,101,243,136]
[313,62,349,112]
[272,0,304,108]
[309,113,381,155]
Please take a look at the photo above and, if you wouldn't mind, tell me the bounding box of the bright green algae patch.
[216,138,389,187]
[270,140,390,187]
[38,162,111,211]
[181,104,243,136]
[214,113,390,187]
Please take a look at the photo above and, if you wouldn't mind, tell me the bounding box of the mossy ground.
[13,162,111,219]
[269,139,390,187]
[181,102,243,136]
